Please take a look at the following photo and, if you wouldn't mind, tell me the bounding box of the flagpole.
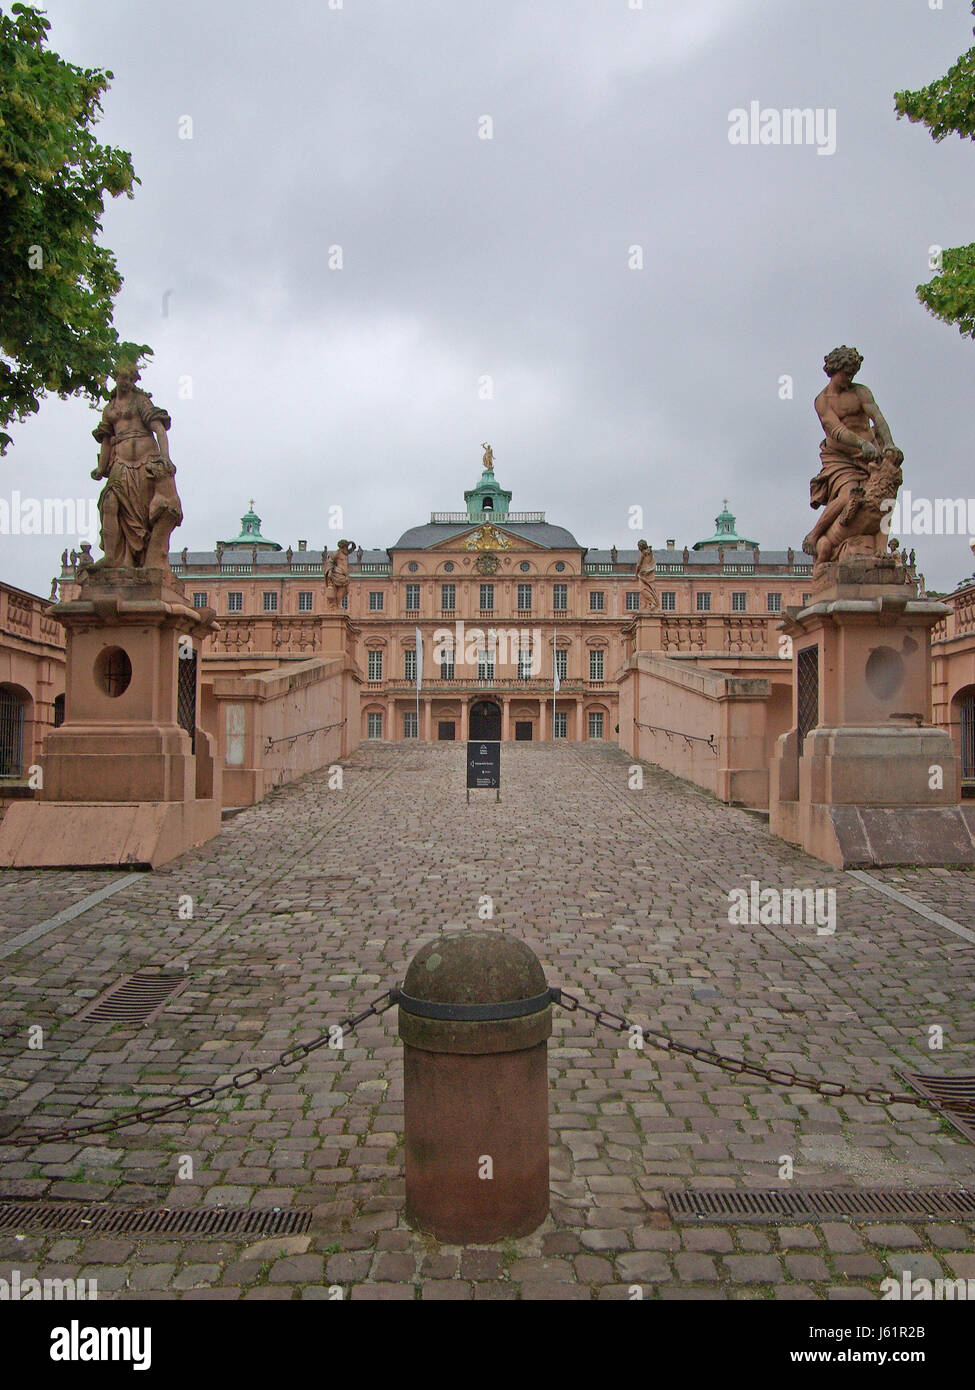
[415,626,421,740]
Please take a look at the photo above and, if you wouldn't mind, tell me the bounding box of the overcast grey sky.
[3,0,974,594]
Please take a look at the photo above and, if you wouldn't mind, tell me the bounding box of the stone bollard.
[397,930,552,1244]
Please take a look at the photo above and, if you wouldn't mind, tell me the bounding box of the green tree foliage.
[0,3,149,453]
[894,4,975,339]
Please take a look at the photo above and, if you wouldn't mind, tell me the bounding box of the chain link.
[557,990,937,1112]
[0,990,395,1149]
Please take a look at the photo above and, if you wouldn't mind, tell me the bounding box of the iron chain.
[0,990,396,1149]
[557,989,937,1112]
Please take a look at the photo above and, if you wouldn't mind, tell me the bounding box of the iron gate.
[962,693,975,780]
[177,646,197,753]
[0,687,24,777]
[796,645,819,750]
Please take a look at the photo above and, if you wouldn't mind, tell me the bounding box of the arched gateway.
[469,700,501,740]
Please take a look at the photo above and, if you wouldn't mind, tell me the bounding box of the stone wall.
[617,651,785,809]
[204,654,360,807]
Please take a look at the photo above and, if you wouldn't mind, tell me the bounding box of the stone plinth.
[0,568,222,868]
[770,559,975,867]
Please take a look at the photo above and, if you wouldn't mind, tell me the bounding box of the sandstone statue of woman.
[89,355,182,569]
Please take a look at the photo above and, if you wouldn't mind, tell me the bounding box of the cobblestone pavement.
[1,741,973,1300]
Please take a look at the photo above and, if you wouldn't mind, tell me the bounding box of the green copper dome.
[692,500,758,551]
[464,469,512,521]
[220,501,282,551]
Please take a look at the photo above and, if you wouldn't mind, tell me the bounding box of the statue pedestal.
[769,560,975,866]
[0,568,222,868]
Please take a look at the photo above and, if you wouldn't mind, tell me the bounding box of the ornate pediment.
[465,523,513,551]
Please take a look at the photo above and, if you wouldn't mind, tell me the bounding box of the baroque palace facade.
[2,456,974,803]
[171,459,815,745]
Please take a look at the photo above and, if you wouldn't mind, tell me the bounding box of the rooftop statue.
[803,346,904,573]
[636,539,657,609]
[89,354,182,571]
[324,538,356,606]
[481,442,494,473]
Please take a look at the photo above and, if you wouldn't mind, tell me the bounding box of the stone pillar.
[0,567,222,868]
[501,697,511,742]
[575,701,585,741]
[422,697,432,741]
[386,698,395,741]
[460,700,470,741]
[399,931,552,1243]
[769,559,975,867]
[538,698,549,742]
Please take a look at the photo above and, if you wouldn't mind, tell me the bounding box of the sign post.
[467,740,501,804]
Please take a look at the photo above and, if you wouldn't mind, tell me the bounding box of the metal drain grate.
[75,971,189,1026]
[0,1203,312,1237]
[667,1188,975,1223]
[898,1072,975,1146]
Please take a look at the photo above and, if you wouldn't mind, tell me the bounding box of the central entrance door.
[469,700,501,740]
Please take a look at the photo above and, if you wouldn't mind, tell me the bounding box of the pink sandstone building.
[3,460,974,814]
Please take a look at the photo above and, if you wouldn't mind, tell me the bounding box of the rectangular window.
[518,648,533,679]
[441,583,456,611]
[589,650,604,682]
[192,592,207,609]
[767,592,782,613]
[696,592,711,612]
[263,591,278,612]
[555,649,567,681]
[732,591,747,612]
[478,652,495,680]
[802,593,812,606]
[661,591,676,611]
[517,583,532,611]
[404,650,417,681]
[440,649,455,680]
[625,591,640,611]
[298,591,313,611]
[553,711,568,739]
[367,712,383,740]
[367,651,383,681]
[228,591,243,612]
[589,591,605,612]
[588,711,604,740]
[553,583,568,611]
[403,711,418,739]
[479,583,494,611]
[405,583,420,611]
[341,594,348,610]
[369,591,384,612]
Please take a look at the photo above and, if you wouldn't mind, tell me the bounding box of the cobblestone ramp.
[0,741,973,1299]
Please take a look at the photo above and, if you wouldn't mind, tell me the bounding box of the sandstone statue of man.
[324,538,356,606]
[803,346,904,568]
[90,356,182,570]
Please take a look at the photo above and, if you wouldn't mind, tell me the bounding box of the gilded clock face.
[475,552,499,575]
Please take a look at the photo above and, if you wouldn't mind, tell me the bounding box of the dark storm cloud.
[3,0,974,593]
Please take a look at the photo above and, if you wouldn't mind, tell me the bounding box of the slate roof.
[390,521,583,550]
